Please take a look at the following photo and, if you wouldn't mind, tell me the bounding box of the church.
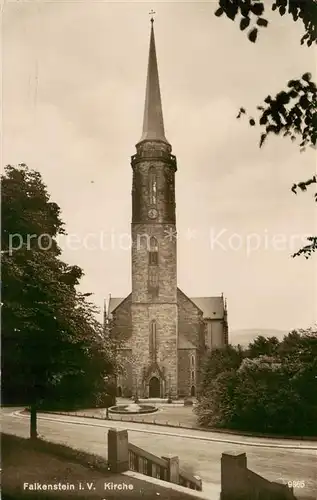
[105,18,229,399]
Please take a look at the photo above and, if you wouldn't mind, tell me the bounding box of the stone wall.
[204,319,226,350]
[211,319,226,348]
[131,302,178,398]
[131,222,177,304]
[117,348,133,397]
[131,155,176,225]
[112,295,132,345]
[178,349,192,397]
[177,289,202,347]
[221,452,296,500]
[177,289,205,395]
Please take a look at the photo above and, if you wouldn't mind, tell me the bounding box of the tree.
[247,335,280,358]
[195,327,317,435]
[214,0,317,258]
[1,164,116,438]
[233,355,302,434]
[195,345,243,427]
[194,370,238,428]
[199,344,243,390]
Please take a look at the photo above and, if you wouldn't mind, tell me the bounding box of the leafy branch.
[214,2,317,258]
[237,73,317,153]
[215,0,317,46]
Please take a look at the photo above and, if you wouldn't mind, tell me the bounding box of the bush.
[195,371,238,428]
[195,329,317,436]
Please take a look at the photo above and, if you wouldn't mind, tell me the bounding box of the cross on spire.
[149,9,155,23]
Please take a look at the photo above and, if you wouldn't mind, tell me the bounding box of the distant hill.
[229,328,289,347]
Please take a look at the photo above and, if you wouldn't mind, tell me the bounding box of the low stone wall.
[108,428,202,491]
[221,451,297,500]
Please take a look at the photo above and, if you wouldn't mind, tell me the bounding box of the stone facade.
[107,287,228,399]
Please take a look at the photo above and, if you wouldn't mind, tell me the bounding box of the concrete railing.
[108,428,202,491]
[221,452,297,500]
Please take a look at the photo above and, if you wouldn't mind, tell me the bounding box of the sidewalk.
[2,433,210,500]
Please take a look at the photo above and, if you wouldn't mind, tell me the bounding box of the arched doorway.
[191,385,195,397]
[149,376,160,398]
[117,386,122,397]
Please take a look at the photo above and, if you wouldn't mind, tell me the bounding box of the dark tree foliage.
[195,328,317,436]
[1,164,117,437]
[215,0,317,46]
[200,345,243,388]
[237,74,317,152]
[246,335,280,358]
[215,1,317,258]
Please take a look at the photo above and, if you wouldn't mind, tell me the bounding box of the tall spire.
[138,16,169,144]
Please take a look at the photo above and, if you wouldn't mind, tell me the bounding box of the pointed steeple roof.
[138,19,169,144]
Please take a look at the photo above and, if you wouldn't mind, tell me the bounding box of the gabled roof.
[178,336,196,349]
[177,287,203,314]
[108,295,131,315]
[107,293,225,319]
[189,296,224,319]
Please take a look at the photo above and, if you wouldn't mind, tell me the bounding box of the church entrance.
[149,376,160,398]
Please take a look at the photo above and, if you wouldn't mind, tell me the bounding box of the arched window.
[165,168,174,204]
[169,183,174,204]
[148,167,157,205]
[191,355,195,368]
[148,268,159,294]
[207,323,212,346]
[148,236,158,266]
[191,370,195,382]
[149,320,157,361]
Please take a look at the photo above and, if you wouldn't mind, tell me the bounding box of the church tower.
[130,18,178,398]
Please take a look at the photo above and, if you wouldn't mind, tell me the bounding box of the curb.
[17,411,317,450]
[33,409,317,443]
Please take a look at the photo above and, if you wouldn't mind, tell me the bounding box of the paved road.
[2,408,316,499]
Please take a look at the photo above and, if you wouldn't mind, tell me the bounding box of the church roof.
[178,337,196,349]
[108,294,224,320]
[108,296,128,315]
[189,297,224,319]
[138,19,169,145]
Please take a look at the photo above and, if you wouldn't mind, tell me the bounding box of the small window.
[149,320,157,361]
[191,355,195,367]
[148,237,158,266]
[149,251,158,266]
[207,323,212,344]
[169,183,174,203]
[149,167,157,205]
[149,267,159,288]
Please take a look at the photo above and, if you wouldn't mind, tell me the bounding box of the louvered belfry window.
[148,167,157,205]
[148,237,159,294]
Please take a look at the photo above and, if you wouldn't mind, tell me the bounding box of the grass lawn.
[59,405,198,428]
[1,433,201,500]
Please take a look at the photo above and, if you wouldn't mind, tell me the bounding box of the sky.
[3,0,316,332]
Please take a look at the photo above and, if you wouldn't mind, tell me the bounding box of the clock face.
[148,208,158,219]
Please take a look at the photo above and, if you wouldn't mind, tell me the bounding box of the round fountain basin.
[108,403,158,414]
